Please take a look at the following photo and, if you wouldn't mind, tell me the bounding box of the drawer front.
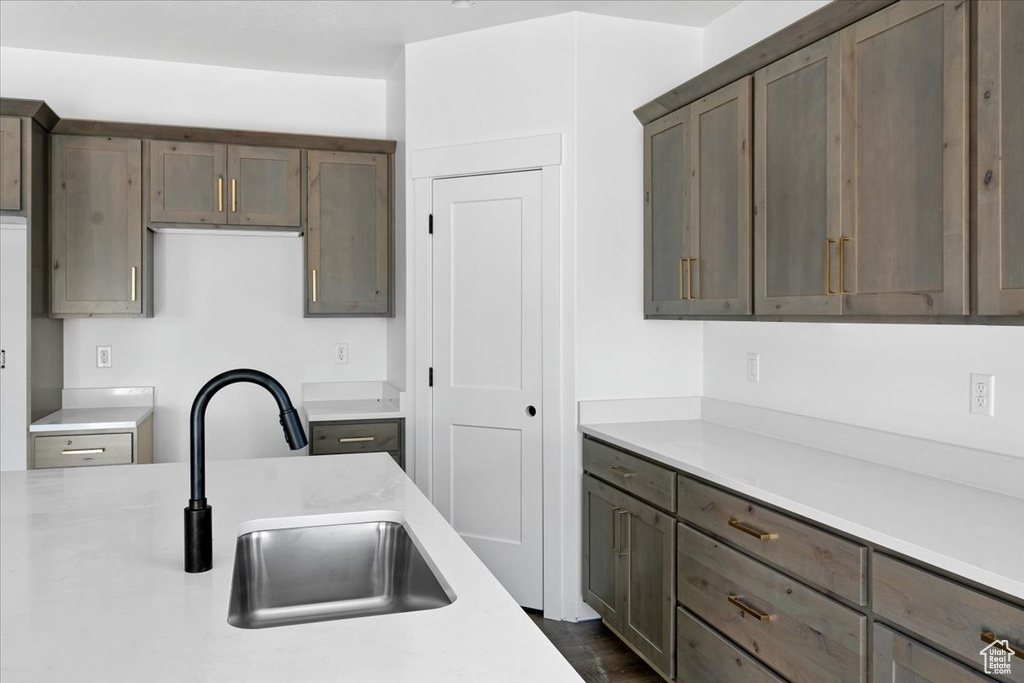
[582,438,675,511]
[874,623,987,683]
[34,433,133,468]
[677,607,785,683]
[873,554,1024,682]
[678,477,867,604]
[678,523,866,683]
[310,420,401,455]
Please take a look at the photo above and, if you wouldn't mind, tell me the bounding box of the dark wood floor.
[527,611,663,683]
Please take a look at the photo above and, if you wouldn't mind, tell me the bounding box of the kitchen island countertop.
[0,453,580,683]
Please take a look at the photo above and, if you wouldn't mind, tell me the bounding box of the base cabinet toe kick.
[581,436,1024,683]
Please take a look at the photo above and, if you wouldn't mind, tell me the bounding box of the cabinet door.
[582,475,626,629]
[227,145,301,227]
[307,150,390,316]
[0,116,21,211]
[755,35,842,316]
[620,492,676,679]
[977,0,1024,316]
[840,0,967,316]
[689,77,752,315]
[644,108,693,316]
[873,624,986,683]
[149,140,227,224]
[51,135,143,316]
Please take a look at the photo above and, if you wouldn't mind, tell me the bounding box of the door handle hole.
[526,405,537,417]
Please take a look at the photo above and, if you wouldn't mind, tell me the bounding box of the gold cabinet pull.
[62,448,105,456]
[231,178,237,212]
[611,506,622,551]
[688,258,696,299]
[825,239,836,294]
[617,510,630,557]
[729,518,778,541]
[338,436,374,443]
[312,269,318,303]
[839,237,851,294]
[981,631,1019,654]
[610,464,636,479]
[679,258,686,300]
[130,266,137,302]
[217,177,224,212]
[728,595,773,622]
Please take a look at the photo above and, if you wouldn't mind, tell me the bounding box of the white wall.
[0,47,389,462]
[702,0,831,69]
[385,51,407,393]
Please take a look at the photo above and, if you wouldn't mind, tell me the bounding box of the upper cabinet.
[0,116,21,211]
[149,141,300,228]
[644,78,752,316]
[839,0,967,316]
[976,0,1024,317]
[51,135,149,317]
[306,150,391,316]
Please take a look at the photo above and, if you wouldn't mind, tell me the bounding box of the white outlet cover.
[746,353,760,382]
[970,373,994,416]
[335,343,349,365]
[96,345,112,369]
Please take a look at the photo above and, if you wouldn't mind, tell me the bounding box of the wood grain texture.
[309,418,402,455]
[50,135,143,317]
[678,523,867,683]
[52,118,395,154]
[227,145,301,227]
[688,78,752,315]
[149,140,226,224]
[976,0,1024,315]
[583,475,627,629]
[633,1,898,124]
[677,477,867,605]
[873,623,987,683]
[583,438,676,513]
[33,432,133,469]
[676,607,785,683]
[0,98,59,131]
[754,35,843,316]
[306,150,391,316]
[840,0,968,315]
[873,554,1024,682]
[0,116,22,211]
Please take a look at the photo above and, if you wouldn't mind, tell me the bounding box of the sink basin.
[227,520,453,629]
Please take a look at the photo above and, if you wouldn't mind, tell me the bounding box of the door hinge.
[428,367,433,387]
[428,214,433,234]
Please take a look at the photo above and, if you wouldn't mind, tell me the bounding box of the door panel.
[582,476,623,626]
[0,225,28,470]
[841,0,967,315]
[977,0,1024,315]
[227,145,301,227]
[432,171,543,609]
[149,140,226,224]
[0,116,22,211]
[755,34,843,315]
[873,624,986,683]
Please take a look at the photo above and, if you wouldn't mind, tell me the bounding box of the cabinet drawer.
[582,438,675,511]
[678,524,866,683]
[309,420,401,455]
[34,433,133,468]
[874,623,987,683]
[677,607,784,683]
[677,477,867,604]
[873,554,1024,682]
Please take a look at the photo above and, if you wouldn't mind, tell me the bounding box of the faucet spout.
[185,369,308,573]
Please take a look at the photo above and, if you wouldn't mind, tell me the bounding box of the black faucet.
[184,369,308,573]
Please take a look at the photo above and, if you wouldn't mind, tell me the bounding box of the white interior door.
[431,171,544,609]
[0,221,28,471]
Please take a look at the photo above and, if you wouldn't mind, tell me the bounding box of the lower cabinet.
[677,607,784,683]
[308,418,404,470]
[873,624,987,683]
[583,474,675,679]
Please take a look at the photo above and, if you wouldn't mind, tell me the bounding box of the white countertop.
[28,406,153,433]
[580,420,1024,600]
[0,454,580,683]
[303,398,403,422]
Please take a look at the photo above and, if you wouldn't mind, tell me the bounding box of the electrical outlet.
[746,353,760,382]
[335,343,349,365]
[96,346,112,369]
[970,373,994,416]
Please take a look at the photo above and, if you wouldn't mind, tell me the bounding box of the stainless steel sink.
[227,520,453,629]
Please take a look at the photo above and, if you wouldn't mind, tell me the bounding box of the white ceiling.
[0,1,739,79]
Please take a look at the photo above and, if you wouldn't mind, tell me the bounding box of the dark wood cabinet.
[873,624,987,683]
[582,475,626,627]
[976,0,1024,317]
[308,418,404,469]
[306,150,391,316]
[0,116,22,211]
[50,135,148,317]
[149,141,300,228]
[838,0,967,316]
[754,35,842,316]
